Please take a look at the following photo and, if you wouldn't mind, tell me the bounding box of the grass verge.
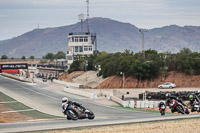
[0,92,62,119]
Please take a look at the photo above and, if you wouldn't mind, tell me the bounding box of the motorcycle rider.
[62,97,88,119]
[166,93,185,113]
[158,102,166,116]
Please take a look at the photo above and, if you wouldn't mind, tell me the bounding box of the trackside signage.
[1,64,28,69]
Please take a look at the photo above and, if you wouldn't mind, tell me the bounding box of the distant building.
[67,32,97,66]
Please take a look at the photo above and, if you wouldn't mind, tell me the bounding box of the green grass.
[0,92,15,102]
[0,92,63,119]
[110,105,172,114]
[21,110,62,119]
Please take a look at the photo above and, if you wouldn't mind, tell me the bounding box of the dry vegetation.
[0,102,34,123]
[44,119,200,133]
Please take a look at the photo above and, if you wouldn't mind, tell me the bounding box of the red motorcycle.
[168,99,189,114]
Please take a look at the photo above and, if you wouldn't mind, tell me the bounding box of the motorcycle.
[168,99,190,114]
[65,104,95,120]
[191,95,200,113]
[159,102,166,116]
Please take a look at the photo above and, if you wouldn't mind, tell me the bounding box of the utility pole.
[139,29,147,61]
[78,14,84,32]
[85,61,88,87]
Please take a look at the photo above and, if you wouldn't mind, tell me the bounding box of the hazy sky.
[0,0,200,40]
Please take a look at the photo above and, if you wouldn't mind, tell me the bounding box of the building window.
[75,46,79,52]
[79,46,83,52]
[75,37,78,42]
[80,37,83,42]
[84,37,88,42]
[84,46,92,51]
[89,46,92,51]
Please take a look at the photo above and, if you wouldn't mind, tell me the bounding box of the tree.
[30,56,34,60]
[1,55,8,59]
[55,51,66,59]
[68,60,84,73]
[21,56,26,60]
[44,53,54,60]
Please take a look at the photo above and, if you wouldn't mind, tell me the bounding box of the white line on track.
[0,101,18,104]
[1,109,35,113]
[20,86,59,101]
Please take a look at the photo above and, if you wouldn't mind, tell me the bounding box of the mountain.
[0,17,200,58]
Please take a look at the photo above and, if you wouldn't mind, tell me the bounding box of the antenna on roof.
[78,13,84,32]
[86,0,90,34]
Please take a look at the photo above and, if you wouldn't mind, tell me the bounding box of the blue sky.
[0,0,200,40]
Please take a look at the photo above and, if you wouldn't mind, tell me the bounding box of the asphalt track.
[0,75,199,133]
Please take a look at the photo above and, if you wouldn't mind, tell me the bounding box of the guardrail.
[55,79,97,99]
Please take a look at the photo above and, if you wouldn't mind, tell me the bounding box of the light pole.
[139,29,147,61]
[96,65,102,96]
[85,61,88,87]
[120,72,125,89]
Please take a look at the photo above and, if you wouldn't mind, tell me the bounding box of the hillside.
[98,71,200,89]
[0,17,200,58]
[58,71,200,88]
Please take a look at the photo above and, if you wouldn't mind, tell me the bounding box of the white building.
[67,32,97,66]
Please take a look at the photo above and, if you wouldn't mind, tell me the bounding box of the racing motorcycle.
[168,99,190,114]
[191,95,200,113]
[159,102,166,116]
[65,104,95,120]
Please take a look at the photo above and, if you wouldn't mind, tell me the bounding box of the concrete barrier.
[149,101,154,108]
[154,101,159,108]
[2,73,29,82]
[63,87,97,99]
[54,80,81,88]
[145,101,149,108]
[129,101,135,108]
[136,101,141,108]
[110,95,123,106]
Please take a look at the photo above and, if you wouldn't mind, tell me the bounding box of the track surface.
[0,75,192,133]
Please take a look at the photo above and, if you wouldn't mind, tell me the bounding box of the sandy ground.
[39,118,200,133]
[0,101,34,123]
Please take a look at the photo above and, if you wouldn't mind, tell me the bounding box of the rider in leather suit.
[62,97,88,119]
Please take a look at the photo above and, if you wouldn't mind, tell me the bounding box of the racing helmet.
[189,95,193,100]
[62,97,68,103]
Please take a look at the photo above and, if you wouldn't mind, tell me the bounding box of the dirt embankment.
[99,71,200,89]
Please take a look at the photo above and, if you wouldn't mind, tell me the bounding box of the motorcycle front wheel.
[176,105,185,114]
[85,109,95,120]
[66,110,78,120]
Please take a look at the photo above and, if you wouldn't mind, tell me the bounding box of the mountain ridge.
[0,17,199,58]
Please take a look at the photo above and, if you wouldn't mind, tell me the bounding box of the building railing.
[69,32,96,36]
